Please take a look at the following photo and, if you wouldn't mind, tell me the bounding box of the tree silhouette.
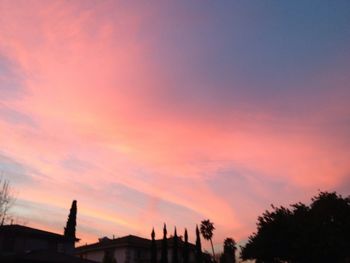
[0,177,15,225]
[195,225,203,263]
[241,191,350,262]
[161,223,168,263]
[220,238,236,263]
[183,228,189,263]
[64,200,77,240]
[172,227,179,263]
[200,219,215,260]
[151,228,157,263]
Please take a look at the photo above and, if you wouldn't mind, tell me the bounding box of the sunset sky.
[1,0,350,250]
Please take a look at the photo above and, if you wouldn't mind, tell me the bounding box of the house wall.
[0,236,54,253]
[155,248,196,263]
[81,250,105,262]
[115,247,128,263]
[79,246,196,263]
[128,247,150,263]
[19,237,51,252]
[80,247,138,263]
[0,233,74,255]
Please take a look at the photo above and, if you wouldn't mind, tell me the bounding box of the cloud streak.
[0,0,350,247]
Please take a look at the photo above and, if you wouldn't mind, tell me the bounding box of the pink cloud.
[1,0,349,248]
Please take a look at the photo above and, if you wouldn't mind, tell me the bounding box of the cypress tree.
[172,227,179,263]
[64,200,77,240]
[195,225,202,263]
[151,228,157,263]
[161,223,168,263]
[183,228,189,263]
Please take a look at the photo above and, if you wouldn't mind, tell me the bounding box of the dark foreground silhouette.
[241,191,350,263]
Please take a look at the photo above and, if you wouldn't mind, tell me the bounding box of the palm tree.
[200,219,215,260]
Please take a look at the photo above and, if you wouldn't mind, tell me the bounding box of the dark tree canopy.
[220,238,236,263]
[241,191,350,263]
[64,200,77,240]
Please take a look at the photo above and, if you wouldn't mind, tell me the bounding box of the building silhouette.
[76,235,197,263]
[0,224,95,263]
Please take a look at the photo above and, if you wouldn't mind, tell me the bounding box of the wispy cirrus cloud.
[0,0,349,247]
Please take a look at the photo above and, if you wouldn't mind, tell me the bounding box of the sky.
[1,0,350,250]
